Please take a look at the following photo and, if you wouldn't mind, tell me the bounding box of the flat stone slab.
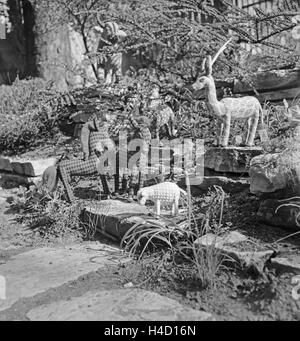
[195,232,274,273]
[10,157,56,177]
[26,289,213,321]
[271,256,300,274]
[83,200,150,241]
[190,176,249,193]
[205,147,262,174]
[0,243,124,312]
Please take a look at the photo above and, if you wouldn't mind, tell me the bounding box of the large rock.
[10,157,57,177]
[250,151,300,196]
[258,199,300,231]
[205,147,262,174]
[26,289,213,321]
[0,157,12,172]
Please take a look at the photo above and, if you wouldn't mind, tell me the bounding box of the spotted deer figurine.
[192,40,264,147]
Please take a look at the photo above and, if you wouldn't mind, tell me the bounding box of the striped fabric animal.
[137,182,187,216]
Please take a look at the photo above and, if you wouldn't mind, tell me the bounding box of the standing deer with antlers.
[192,40,264,147]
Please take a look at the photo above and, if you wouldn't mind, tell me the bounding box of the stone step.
[26,289,213,321]
[205,147,262,174]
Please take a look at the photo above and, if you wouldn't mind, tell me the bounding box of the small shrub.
[0,77,60,155]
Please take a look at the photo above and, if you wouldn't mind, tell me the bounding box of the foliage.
[10,185,85,241]
[32,0,299,85]
[0,77,66,155]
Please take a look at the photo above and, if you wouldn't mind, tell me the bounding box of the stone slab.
[83,200,150,241]
[195,232,274,273]
[26,289,213,321]
[271,256,300,274]
[205,147,262,174]
[189,176,250,193]
[10,157,57,177]
[0,243,124,312]
[0,157,12,172]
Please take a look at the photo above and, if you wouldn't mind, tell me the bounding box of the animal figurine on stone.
[192,40,264,147]
[137,182,187,216]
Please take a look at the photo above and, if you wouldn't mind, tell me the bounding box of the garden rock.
[10,157,57,177]
[195,232,274,273]
[249,151,300,196]
[0,157,13,172]
[189,176,249,194]
[205,147,262,174]
[257,199,300,231]
[26,289,214,321]
[0,173,41,189]
[271,255,300,274]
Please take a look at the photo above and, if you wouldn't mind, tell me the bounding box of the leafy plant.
[0,77,62,155]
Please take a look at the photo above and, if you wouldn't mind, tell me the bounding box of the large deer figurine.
[192,40,264,147]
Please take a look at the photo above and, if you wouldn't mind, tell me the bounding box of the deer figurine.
[192,40,264,147]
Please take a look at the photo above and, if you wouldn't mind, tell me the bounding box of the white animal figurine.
[192,39,264,147]
[137,182,187,216]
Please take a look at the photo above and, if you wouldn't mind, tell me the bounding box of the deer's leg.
[220,115,231,147]
[155,200,161,216]
[216,120,224,146]
[246,112,259,146]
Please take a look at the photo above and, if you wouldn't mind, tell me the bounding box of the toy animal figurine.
[137,182,187,216]
[94,21,127,85]
[144,84,176,141]
[192,39,264,147]
[43,114,117,203]
[128,112,152,192]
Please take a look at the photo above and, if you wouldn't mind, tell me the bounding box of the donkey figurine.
[192,40,264,147]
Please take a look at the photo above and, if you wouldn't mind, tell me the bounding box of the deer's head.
[192,39,232,91]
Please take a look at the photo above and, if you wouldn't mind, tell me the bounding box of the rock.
[82,200,150,241]
[10,157,57,177]
[250,151,300,196]
[26,289,214,321]
[205,147,262,174]
[195,232,274,273]
[189,176,249,194]
[257,199,300,231]
[194,231,248,248]
[0,243,125,312]
[0,157,12,172]
[271,256,300,274]
[0,173,41,189]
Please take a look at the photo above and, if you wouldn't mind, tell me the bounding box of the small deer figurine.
[192,40,264,147]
